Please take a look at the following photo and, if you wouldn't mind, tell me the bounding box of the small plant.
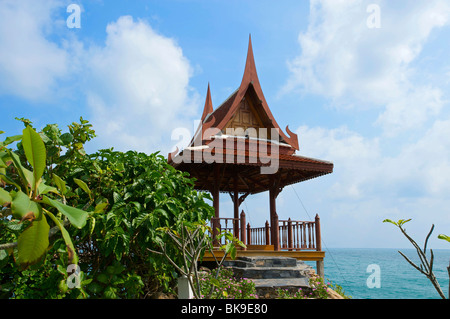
[309,275,330,299]
[327,279,351,299]
[199,268,258,299]
[276,275,350,299]
[276,288,306,299]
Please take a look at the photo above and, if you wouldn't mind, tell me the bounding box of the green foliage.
[151,220,246,299]
[0,125,88,271]
[1,117,215,299]
[384,217,448,299]
[69,149,214,298]
[276,275,342,299]
[328,279,352,299]
[382,218,411,227]
[199,268,258,299]
[438,234,450,242]
[86,260,144,299]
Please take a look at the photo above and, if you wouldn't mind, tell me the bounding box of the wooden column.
[269,186,279,251]
[233,173,239,240]
[315,214,324,278]
[212,164,220,245]
[240,210,246,249]
[287,218,293,251]
[315,214,322,251]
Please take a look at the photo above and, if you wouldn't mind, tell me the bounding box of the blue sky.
[1,0,450,249]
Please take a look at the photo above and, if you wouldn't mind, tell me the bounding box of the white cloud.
[84,16,198,154]
[295,123,450,248]
[0,0,69,101]
[390,119,450,196]
[0,2,199,154]
[282,1,450,248]
[298,118,450,198]
[296,125,380,200]
[284,0,450,135]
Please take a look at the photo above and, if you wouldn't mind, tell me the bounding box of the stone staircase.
[223,256,315,297]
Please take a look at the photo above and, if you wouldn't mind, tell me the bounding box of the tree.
[148,221,245,299]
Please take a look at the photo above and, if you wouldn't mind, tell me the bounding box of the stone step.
[221,256,315,298]
[231,265,311,280]
[252,278,311,299]
[224,256,298,268]
[252,278,310,289]
[222,259,255,268]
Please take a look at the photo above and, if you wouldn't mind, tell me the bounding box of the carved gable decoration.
[224,94,265,138]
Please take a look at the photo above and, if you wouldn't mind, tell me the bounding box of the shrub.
[199,268,259,299]
[1,118,215,298]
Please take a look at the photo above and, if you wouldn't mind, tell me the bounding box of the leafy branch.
[0,126,88,270]
[383,218,448,299]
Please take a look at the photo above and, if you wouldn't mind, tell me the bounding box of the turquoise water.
[306,248,450,299]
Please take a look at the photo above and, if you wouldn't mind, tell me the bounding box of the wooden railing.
[279,219,317,250]
[210,214,246,247]
[210,212,321,252]
[246,221,268,246]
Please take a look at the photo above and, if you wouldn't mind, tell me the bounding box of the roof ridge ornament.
[201,82,213,122]
[212,35,300,151]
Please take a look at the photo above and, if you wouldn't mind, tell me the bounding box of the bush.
[199,268,259,299]
[1,118,215,298]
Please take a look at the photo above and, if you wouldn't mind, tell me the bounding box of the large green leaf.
[37,182,59,196]
[45,210,78,264]
[11,190,42,220]
[74,178,92,200]
[0,134,22,148]
[22,126,46,190]
[17,215,50,268]
[6,150,33,192]
[52,173,67,195]
[0,188,11,206]
[42,196,87,229]
[0,150,9,168]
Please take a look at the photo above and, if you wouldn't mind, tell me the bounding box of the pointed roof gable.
[203,35,299,150]
[189,83,216,148]
[201,83,213,122]
[168,36,333,193]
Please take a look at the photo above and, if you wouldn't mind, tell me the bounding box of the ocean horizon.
[306,248,450,299]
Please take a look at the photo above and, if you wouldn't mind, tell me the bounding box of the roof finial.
[201,82,213,122]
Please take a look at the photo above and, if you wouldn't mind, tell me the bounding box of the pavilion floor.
[202,245,325,262]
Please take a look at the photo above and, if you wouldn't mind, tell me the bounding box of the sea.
[305,248,450,299]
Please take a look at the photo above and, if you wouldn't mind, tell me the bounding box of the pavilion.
[168,36,333,275]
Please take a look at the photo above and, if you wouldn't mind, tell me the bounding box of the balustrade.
[210,213,321,252]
